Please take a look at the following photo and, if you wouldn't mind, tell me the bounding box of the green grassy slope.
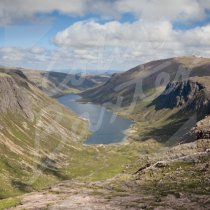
[0,69,90,198]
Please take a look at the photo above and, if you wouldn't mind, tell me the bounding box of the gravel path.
[10,179,210,210]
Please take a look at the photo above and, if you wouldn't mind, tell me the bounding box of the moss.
[133,157,210,197]
[0,73,11,78]
[0,197,20,210]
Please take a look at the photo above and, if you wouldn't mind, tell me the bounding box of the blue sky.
[0,0,210,72]
[0,11,137,49]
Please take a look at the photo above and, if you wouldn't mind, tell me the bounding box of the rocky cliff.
[152,78,210,117]
[0,72,33,119]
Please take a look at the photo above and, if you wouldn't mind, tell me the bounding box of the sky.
[1,0,210,72]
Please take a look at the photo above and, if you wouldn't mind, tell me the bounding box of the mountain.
[22,69,110,97]
[48,69,120,75]
[82,56,210,106]
[81,56,210,142]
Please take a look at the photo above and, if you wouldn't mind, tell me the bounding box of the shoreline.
[56,93,136,146]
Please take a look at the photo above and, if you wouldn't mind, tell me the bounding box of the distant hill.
[22,70,110,97]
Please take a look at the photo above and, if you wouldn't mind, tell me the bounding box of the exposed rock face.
[0,73,33,118]
[181,115,210,143]
[153,80,205,110]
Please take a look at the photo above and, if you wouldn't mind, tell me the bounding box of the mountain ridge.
[81,56,210,106]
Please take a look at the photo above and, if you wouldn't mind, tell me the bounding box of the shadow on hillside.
[140,113,198,145]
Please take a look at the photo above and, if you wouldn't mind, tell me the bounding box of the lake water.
[57,94,133,144]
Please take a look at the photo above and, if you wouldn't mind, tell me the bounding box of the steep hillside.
[0,68,91,198]
[0,65,209,209]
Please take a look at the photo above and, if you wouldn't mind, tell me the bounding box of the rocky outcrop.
[151,79,210,143]
[152,80,207,110]
[181,115,210,142]
[0,72,33,118]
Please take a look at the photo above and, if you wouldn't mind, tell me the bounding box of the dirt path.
[11,181,124,210]
[10,178,210,210]
[14,191,116,210]
[10,179,157,210]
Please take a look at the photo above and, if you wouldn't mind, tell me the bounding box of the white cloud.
[0,0,88,25]
[29,47,45,55]
[54,20,173,49]
[178,25,210,46]
[2,18,210,71]
[0,47,49,68]
[0,48,25,61]
[52,19,210,70]
[116,0,205,22]
[1,0,210,71]
[53,20,171,52]
[0,0,210,25]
